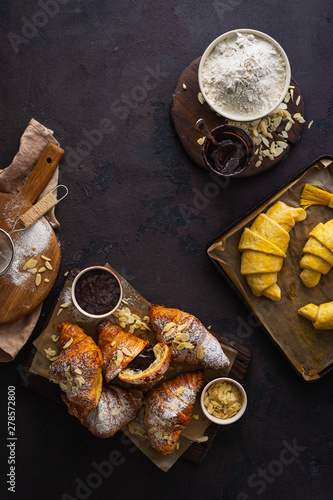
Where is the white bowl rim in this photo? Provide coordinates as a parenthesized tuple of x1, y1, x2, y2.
(71, 265, 123, 319)
(198, 28, 291, 122)
(200, 376, 247, 425)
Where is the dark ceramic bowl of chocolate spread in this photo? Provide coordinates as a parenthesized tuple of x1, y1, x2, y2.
(71, 266, 123, 318)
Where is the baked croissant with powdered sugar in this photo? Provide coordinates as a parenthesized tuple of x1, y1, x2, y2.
(149, 305, 229, 370)
(144, 371, 205, 455)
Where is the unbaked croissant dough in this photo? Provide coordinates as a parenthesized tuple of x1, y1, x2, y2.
(300, 219, 333, 287)
(298, 301, 333, 330)
(238, 201, 306, 301)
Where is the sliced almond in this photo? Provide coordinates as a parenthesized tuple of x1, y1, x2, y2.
(44, 278, 50, 283)
(41, 255, 51, 261)
(38, 267, 46, 273)
(197, 345, 205, 360)
(52, 335, 59, 342)
(35, 273, 42, 286)
(60, 302, 70, 308)
(27, 268, 38, 274)
(122, 347, 132, 357)
(45, 261, 53, 270)
(63, 338, 74, 349)
(176, 342, 186, 351)
(23, 258, 38, 271)
(162, 322, 176, 333)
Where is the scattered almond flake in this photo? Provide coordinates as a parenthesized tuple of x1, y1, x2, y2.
(273, 147, 284, 157)
(45, 261, 53, 270)
(298, 117, 306, 123)
(65, 366, 70, 372)
(293, 112, 301, 119)
(175, 386, 185, 396)
(41, 255, 51, 261)
(162, 322, 176, 333)
(111, 340, 116, 346)
(296, 95, 301, 106)
(290, 88, 294, 101)
(44, 348, 57, 360)
(57, 308, 63, 316)
(207, 325, 211, 330)
(308, 120, 313, 129)
(38, 267, 46, 273)
(197, 436, 209, 443)
(192, 414, 199, 420)
(180, 332, 190, 341)
(75, 368, 82, 374)
(176, 342, 186, 351)
(176, 442, 180, 450)
(285, 121, 293, 131)
(184, 341, 195, 349)
(63, 338, 73, 349)
(284, 92, 290, 103)
(198, 92, 205, 104)
(49, 356, 59, 361)
(122, 347, 132, 356)
(32, 246, 37, 250)
(276, 140, 288, 149)
(197, 345, 205, 360)
(281, 130, 288, 138)
(177, 324, 187, 332)
(255, 160, 262, 168)
(115, 350, 124, 366)
(197, 137, 205, 145)
(254, 148, 259, 155)
(27, 268, 38, 274)
(35, 273, 41, 286)
(270, 141, 276, 154)
(121, 298, 129, 305)
(44, 278, 49, 283)
(128, 421, 146, 437)
(182, 83, 187, 90)
(64, 270, 69, 277)
(52, 334, 59, 342)
(60, 302, 70, 308)
(143, 316, 150, 322)
(23, 258, 38, 270)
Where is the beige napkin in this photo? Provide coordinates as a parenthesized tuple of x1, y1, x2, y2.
(0, 118, 61, 362)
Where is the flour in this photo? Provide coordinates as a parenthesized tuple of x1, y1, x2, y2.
(201, 31, 287, 119)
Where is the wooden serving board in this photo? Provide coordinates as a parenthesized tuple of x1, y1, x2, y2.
(170, 57, 305, 177)
(0, 144, 64, 324)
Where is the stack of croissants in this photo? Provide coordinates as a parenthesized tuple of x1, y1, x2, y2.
(238, 199, 333, 330)
(48, 304, 230, 455)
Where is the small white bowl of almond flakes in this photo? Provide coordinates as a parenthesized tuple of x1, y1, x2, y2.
(200, 377, 247, 425)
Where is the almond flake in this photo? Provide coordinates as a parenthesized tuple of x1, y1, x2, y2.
(198, 92, 205, 104)
(35, 273, 42, 286)
(75, 368, 82, 374)
(185, 342, 195, 349)
(176, 342, 186, 351)
(176, 386, 185, 395)
(44, 348, 57, 358)
(296, 95, 301, 106)
(197, 345, 205, 360)
(308, 120, 313, 129)
(27, 268, 38, 274)
(197, 436, 209, 443)
(23, 258, 38, 270)
(197, 137, 205, 145)
(57, 308, 63, 316)
(63, 338, 74, 349)
(64, 271, 69, 276)
(182, 83, 187, 89)
(52, 335, 59, 342)
(255, 160, 262, 168)
(60, 302, 70, 308)
(49, 356, 59, 361)
(45, 261, 53, 270)
(122, 347, 132, 356)
(38, 267, 46, 273)
(41, 255, 51, 261)
(192, 414, 199, 420)
(162, 322, 176, 333)
(180, 333, 190, 341)
(177, 324, 187, 332)
(44, 278, 50, 283)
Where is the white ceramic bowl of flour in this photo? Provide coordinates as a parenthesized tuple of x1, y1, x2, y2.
(198, 29, 291, 122)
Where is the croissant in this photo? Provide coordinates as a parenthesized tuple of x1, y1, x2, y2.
(298, 301, 333, 330)
(238, 201, 306, 301)
(48, 322, 103, 417)
(300, 219, 333, 287)
(62, 384, 143, 438)
(118, 342, 171, 389)
(149, 305, 229, 370)
(97, 320, 148, 382)
(144, 371, 205, 455)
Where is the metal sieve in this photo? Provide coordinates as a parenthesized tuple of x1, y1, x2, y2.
(0, 185, 68, 276)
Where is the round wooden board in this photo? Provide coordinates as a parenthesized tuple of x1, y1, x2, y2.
(0, 193, 60, 325)
(170, 57, 305, 177)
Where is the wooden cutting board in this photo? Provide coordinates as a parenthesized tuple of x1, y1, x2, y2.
(0, 143, 64, 324)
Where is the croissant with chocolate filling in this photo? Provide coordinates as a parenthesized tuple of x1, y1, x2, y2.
(144, 371, 205, 455)
(149, 305, 229, 370)
(62, 385, 143, 438)
(97, 321, 148, 382)
(118, 342, 171, 389)
(298, 301, 333, 330)
(238, 201, 306, 301)
(48, 322, 103, 418)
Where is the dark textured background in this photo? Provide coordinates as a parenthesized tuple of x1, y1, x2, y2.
(0, 1, 333, 499)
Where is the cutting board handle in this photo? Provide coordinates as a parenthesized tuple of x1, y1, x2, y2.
(19, 143, 65, 204)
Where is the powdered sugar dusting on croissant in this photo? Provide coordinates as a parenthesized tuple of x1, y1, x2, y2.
(149, 305, 229, 370)
(144, 371, 205, 455)
(80, 385, 143, 438)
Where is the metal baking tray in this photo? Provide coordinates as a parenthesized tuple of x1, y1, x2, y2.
(207, 155, 333, 382)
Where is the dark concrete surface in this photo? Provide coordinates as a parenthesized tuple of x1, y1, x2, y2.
(0, 1, 333, 499)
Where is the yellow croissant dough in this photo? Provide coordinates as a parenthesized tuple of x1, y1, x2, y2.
(300, 219, 333, 287)
(298, 301, 333, 330)
(239, 201, 306, 301)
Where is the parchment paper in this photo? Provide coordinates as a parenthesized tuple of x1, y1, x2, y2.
(208, 158, 333, 381)
(30, 265, 238, 471)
